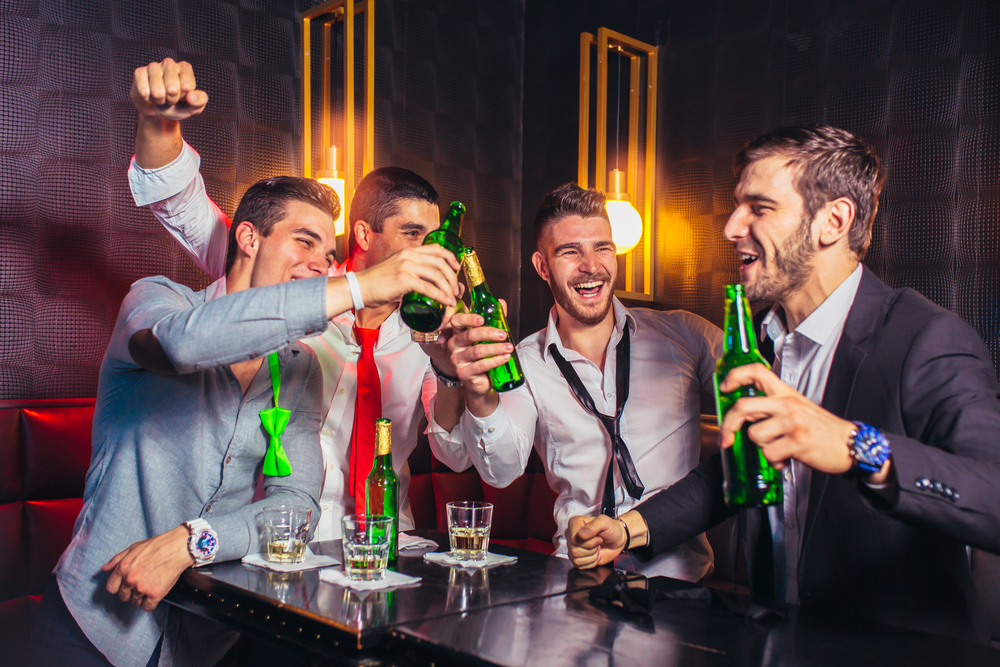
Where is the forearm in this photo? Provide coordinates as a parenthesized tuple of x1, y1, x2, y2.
(433, 384, 467, 431)
(150, 277, 330, 373)
(135, 114, 183, 169)
(457, 393, 533, 487)
(882, 435, 1000, 552)
(618, 510, 649, 549)
(631, 453, 734, 562)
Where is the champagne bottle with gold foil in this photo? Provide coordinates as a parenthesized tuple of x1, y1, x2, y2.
(400, 201, 466, 332)
(365, 419, 399, 561)
(462, 247, 525, 392)
(714, 284, 782, 507)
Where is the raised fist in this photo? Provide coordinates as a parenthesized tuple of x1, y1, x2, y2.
(130, 58, 208, 121)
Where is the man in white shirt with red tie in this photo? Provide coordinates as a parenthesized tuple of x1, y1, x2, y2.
(127, 58, 462, 540)
(430, 183, 723, 581)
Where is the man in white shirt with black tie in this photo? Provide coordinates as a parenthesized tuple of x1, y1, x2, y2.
(429, 183, 722, 581)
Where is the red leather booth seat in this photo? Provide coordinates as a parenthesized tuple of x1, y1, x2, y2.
(407, 426, 560, 554)
(0, 399, 746, 663)
(0, 398, 95, 664)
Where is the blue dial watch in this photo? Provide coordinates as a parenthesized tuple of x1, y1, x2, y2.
(850, 422, 891, 474)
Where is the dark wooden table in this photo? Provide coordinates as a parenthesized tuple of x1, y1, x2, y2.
(165, 531, 1000, 666)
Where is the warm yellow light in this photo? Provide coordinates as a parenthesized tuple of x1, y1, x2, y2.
(317, 176, 346, 236)
(605, 168, 642, 254)
(606, 199, 642, 254)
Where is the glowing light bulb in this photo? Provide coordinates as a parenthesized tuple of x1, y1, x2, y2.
(316, 145, 346, 236)
(316, 175, 346, 236)
(606, 199, 642, 254)
(604, 169, 642, 254)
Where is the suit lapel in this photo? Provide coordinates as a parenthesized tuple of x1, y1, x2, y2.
(803, 267, 885, 547)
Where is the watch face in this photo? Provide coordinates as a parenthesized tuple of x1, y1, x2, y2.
(855, 424, 890, 470)
(195, 531, 217, 558)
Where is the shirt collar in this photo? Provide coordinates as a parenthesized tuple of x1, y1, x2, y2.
(543, 297, 637, 364)
(762, 263, 864, 345)
(205, 276, 227, 302)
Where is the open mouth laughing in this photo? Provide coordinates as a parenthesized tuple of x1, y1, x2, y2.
(573, 279, 606, 298)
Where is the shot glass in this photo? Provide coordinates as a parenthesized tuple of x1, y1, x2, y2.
(262, 506, 312, 564)
(446, 501, 493, 561)
(341, 515, 394, 581)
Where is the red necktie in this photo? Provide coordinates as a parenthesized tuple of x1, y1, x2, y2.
(349, 324, 382, 513)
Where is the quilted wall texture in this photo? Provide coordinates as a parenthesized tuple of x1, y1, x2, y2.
(0, 0, 523, 399)
(520, 0, 1000, 374)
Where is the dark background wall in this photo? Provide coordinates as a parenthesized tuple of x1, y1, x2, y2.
(0, 0, 522, 399)
(2, 0, 999, 398)
(519, 0, 1000, 375)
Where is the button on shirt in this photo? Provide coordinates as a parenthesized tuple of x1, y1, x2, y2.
(129, 144, 436, 540)
(762, 263, 863, 604)
(429, 298, 723, 582)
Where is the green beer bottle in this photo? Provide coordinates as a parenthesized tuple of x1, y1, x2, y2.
(365, 418, 399, 562)
(462, 247, 525, 392)
(400, 201, 466, 332)
(714, 284, 782, 507)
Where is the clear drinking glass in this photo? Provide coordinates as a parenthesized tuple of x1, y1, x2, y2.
(446, 501, 493, 561)
(341, 515, 394, 581)
(262, 506, 312, 564)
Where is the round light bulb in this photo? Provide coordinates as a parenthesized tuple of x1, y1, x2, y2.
(606, 199, 642, 254)
(317, 176, 346, 236)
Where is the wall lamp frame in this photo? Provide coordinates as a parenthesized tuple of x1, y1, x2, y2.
(579, 28, 657, 301)
(302, 0, 375, 245)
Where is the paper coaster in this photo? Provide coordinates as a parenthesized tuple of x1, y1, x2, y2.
(399, 533, 439, 551)
(423, 551, 517, 570)
(319, 567, 422, 591)
(241, 547, 340, 573)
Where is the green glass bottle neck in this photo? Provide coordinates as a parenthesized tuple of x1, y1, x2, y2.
(373, 453, 393, 471)
(437, 204, 465, 235)
(723, 286, 760, 356)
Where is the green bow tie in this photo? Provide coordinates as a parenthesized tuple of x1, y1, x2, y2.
(260, 353, 293, 477)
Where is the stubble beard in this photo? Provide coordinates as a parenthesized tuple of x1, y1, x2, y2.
(744, 215, 816, 303)
(550, 272, 615, 327)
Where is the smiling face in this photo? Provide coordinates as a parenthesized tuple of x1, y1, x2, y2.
(532, 214, 618, 327)
(362, 198, 441, 265)
(725, 155, 818, 303)
(247, 199, 337, 287)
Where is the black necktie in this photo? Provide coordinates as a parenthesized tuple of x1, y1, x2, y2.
(548, 326, 644, 517)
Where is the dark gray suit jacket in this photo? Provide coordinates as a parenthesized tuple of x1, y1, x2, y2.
(634, 267, 1000, 643)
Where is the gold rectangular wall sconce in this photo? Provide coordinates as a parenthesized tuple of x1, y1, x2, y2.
(579, 28, 657, 301)
(302, 0, 375, 243)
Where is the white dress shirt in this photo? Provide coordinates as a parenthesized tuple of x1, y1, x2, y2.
(128, 143, 437, 540)
(762, 263, 863, 604)
(429, 298, 723, 581)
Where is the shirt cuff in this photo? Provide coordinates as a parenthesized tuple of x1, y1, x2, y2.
(858, 457, 900, 510)
(128, 141, 201, 207)
(462, 401, 510, 451)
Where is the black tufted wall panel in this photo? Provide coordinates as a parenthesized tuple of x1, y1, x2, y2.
(1, 0, 523, 398)
(521, 0, 1000, 375)
(373, 0, 524, 336)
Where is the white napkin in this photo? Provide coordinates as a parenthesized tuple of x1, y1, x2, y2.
(319, 567, 422, 591)
(242, 547, 340, 573)
(399, 532, 439, 551)
(423, 551, 517, 570)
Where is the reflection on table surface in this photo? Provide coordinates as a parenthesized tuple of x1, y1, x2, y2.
(392, 576, 1000, 667)
(176, 532, 577, 636)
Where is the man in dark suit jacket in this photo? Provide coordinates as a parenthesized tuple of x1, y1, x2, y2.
(565, 125, 1000, 644)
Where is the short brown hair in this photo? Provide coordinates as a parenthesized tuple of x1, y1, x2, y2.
(734, 125, 885, 258)
(533, 183, 610, 247)
(347, 167, 438, 251)
(226, 176, 341, 273)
